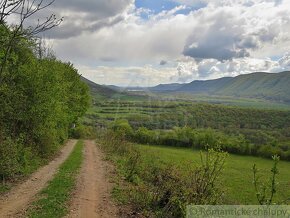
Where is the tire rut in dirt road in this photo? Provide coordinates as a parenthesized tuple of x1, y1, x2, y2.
(0, 139, 77, 218)
(67, 140, 118, 218)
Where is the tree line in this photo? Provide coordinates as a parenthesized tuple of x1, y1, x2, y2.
(111, 120, 290, 161)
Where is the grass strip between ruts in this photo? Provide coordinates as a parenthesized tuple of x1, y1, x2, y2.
(27, 140, 84, 218)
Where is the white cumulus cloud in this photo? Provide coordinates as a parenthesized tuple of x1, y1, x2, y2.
(41, 0, 290, 85)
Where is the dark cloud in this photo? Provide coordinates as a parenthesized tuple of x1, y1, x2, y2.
(237, 36, 260, 49)
(182, 10, 257, 61)
(99, 56, 118, 62)
(91, 15, 125, 32)
(44, 14, 125, 39)
(160, 60, 167, 65)
(183, 46, 250, 61)
(55, 0, 133, 20)
(33, 0, 133, 39)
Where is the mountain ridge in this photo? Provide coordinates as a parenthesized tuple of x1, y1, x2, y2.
(155, 71, 290, 102)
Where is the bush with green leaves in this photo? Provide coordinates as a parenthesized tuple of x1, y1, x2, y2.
(70, 125, 97, 139)
(0, 137, 20, 180)
(111, 119, 133, 138)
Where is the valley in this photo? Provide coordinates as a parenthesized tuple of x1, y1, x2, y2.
(80, 75, 290, 216)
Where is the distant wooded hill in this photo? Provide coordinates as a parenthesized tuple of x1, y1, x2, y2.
(149, 71, 290, 102)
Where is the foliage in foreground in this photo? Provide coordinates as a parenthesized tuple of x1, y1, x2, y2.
(98, 129, 228, 217)
(0, 21, 90, 180)
(27, 140, 84, 218)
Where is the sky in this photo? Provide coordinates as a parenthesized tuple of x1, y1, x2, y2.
(36, 0, 290, 86)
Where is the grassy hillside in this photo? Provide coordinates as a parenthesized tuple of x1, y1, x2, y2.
(178, 77, 232, 93)
(81, 76, 117, 99)
(151, 83, 184, 91)
(216, 71, 290, 102)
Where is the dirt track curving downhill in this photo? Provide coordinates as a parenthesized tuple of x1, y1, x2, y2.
(0, 140, 77, 218)
(67, 140, 118, 218)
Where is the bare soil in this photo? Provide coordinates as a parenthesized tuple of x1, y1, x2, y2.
(0, 140, 77, 218)
(67, 140, 118, 218)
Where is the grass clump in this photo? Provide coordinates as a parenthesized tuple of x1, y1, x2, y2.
(27, 140, 84, 218)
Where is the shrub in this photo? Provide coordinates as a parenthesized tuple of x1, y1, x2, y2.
(0, 138, 20, 180)
(150, 164, 186, 217)
(173, 126, 193, 147)
(70, 125, 97, 139)
(257, 145, 283, 159)
(134, 127, 159, 145)
(26, 150, 44, 176)
(186, 149, 228, 205)
(111, 119, 133, 138)
(131, 149, 227, 217)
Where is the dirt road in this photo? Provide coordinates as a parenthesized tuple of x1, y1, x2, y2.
(0, 140, 77, 217)
(67, 140, 118, 218)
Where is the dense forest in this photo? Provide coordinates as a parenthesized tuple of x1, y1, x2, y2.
(0, 10, 90, 180)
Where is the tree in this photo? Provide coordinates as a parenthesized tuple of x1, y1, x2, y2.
(0, 0, 63, 80)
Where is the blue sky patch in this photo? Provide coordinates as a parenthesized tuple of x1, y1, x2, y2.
(135, 0, 180, 14)
(135, 0, 207, 19)
(271, 55, 282, 61)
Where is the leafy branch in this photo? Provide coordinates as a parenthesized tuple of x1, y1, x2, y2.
(253, 155, 281, 205)
(0, 0, 63, 81)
